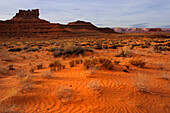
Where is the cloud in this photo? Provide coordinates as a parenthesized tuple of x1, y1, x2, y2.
(72, 8, 81, 11)
(0, 0, 170, 27)
(129, 23, 149, 28)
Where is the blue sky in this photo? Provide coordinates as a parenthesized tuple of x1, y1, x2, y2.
(0, 0, 170, 28)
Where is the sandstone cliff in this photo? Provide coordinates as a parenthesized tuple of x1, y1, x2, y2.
(0, 9, 116, 38)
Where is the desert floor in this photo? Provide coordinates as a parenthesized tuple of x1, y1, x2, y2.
(0, 36, 169, 113)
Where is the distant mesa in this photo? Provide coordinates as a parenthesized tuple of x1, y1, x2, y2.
(148, 28, 162, 32)
(68, 20, 94, 25)
(113, 27, 169, 33)
(0, 9, 117, 38)
(13, 9, 39, 20)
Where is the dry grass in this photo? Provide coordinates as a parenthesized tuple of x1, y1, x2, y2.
(49, 60, 65, 71)
(0, 87, 19, 113)
(84, 65, 99, 76)
(17, 68, 32, 92)
(99, 57, 114, 70)
(36, 62, 44, 69)
(0, 64, 7, 75)
(129, 58, 146, 68)
(83, 58, 98, 70)
(131, 72, 152, 93)
(55, 86, 73, 103)
(158, 71, 170, 80)
(69, 60, 75, 67)
(87, 80, 102, 94)
(115, 46, 131, 57)
(41, 70, 52, 78)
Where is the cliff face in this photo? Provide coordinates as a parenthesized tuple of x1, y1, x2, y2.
(0, 9, 116, 38)
(12, 9, 39, 20)
(148, 28, 162, 32)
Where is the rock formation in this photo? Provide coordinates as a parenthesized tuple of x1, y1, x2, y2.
(13, 9, 39, 20)
(113, 27, 168, 33)
(148, 28, 162, 32)
(0, 9, 116, 38)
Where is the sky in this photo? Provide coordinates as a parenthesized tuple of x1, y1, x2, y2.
(0, 0, 170, 28)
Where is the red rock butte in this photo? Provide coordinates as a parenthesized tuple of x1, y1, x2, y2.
(148, 28, 162, 32)
(0, 9, 117, 38)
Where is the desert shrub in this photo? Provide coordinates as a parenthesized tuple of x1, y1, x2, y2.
(26, 48, 39, 52)
(109, 44, 117, 49)
(84, 65, 99, 75)
(0, 88, 20, 113)
(165, 42, 170, 47)
(0, 65, 7, 75)
(152, 45, 161, 53)
(62, 43, 76, 54)
(99, 57, 114, 70)
(7, 64, 15, 70)
(53, 50, 63, 57)
(131, 72, 151, 93)
(47, 47, 59, 52)
(115, 46, 131, 57)
(84, 47, 93, 52)
(129, 58, 146, 68)
(17, 69, 29, 78)
(157, 46, 170, 51)
(158, 71, 169, 80)
(83, 58, 98, 70)
(103, 45, 108, 49)
(49, 60, 62, 71)
(52, 45, 93, 57)
(29, 67, 35, 73)
(93, 44, 102, 49)
(87, 80, 102, 94)
(23, 45, 31, 50)
(129, 44, 134, 49)
(17, 69, 32, 91)
(62, 65, 66, 69)
(140, 44, 150, 48)
(38, 46, 42, 49)
(8, 48, 22, 52)
(55, 86, 73, 103)
(69, 60, 75, 67)
(114, 60, 120, 65)
(75, 59, 82, 64)
(1, 52, 15, 62)
(41, 70, 52, 78)
(152, 45, 170, 53)
(36, 63, 44, 69)
(28, 63, 36, 73)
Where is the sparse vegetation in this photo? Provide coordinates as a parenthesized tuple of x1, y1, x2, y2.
(131, 72, 151, 93)
(49, 60, 62, 71)
(87, 80, 102, 94)
(84, 58, 97, 69)
(41, 70, 52, 78)
(158, 71, 169, 80)
(69, 60, 75, 67)
(0, 65, 7, 75)
(99, 57, 114, 70)
(0, 31, 170, 113)
(129, 58, 146, 68)
(7, 64, 15, 70)
(17, 68, 32, 91)
(55, 86, 73, 103)
(36, 63, 44, 69)
(115, 46, 131, 57)
(8, 48, 22, 52)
